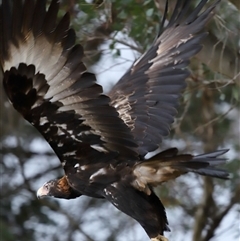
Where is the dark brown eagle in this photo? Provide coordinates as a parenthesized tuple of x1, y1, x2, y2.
(0, 0, 228, 240)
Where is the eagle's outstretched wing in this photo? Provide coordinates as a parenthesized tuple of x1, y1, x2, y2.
(109, 0, 218, 156)
(1, 0, 138, 171)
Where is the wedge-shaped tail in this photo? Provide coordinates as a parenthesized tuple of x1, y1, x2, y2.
(133, 148, 229, 195)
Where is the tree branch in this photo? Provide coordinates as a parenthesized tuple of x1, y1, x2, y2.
(202, 185, 240, 241)
(192, 85, 220, 241)
(42, 200, 96, 241)
(192, 177, 216, 241)
(1, 165, 61, 198)
(197, 33, 240, 83)
(154, 0, 240, 82)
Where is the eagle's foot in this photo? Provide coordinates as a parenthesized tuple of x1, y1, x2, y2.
(151, 235, 168, 241)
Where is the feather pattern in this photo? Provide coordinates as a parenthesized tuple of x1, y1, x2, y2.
(109, 0, 219, 156)
(1, 0, 138, 169)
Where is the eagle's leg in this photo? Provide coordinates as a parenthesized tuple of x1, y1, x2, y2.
(103, 182, 170, 240)
(151, 235, 169, 241)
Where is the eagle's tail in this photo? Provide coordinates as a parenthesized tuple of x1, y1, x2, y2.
(177, 149, 229, 178)
(133, 148, 229, 194)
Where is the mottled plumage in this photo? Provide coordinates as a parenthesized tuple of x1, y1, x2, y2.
(0, 0, 228, 240)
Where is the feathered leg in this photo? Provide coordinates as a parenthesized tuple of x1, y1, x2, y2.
(103, 181, 170, 240)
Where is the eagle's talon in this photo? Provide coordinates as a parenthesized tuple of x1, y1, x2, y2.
(151, 235, 169, 241)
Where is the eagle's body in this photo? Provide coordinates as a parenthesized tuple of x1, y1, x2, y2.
(0, 0, 228, 240)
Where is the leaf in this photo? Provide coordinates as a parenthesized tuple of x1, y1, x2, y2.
(146, 8, 154, 17)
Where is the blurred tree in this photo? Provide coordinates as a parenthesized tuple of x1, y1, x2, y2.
(0, 0, 239, 241)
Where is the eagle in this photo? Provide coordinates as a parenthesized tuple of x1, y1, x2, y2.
(0, 0, 229, 240)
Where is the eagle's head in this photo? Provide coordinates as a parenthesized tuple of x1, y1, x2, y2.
(37, 176, 81, 199)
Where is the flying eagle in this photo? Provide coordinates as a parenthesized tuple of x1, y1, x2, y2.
(0, 0, 228, 240)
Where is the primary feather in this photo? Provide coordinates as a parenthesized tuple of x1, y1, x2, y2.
(109, 0, 217, 156)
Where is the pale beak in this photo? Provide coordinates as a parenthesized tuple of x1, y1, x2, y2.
(37, 185, 49, 199)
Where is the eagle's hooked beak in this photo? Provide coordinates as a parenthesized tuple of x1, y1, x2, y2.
(37, 185, 49, 199)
